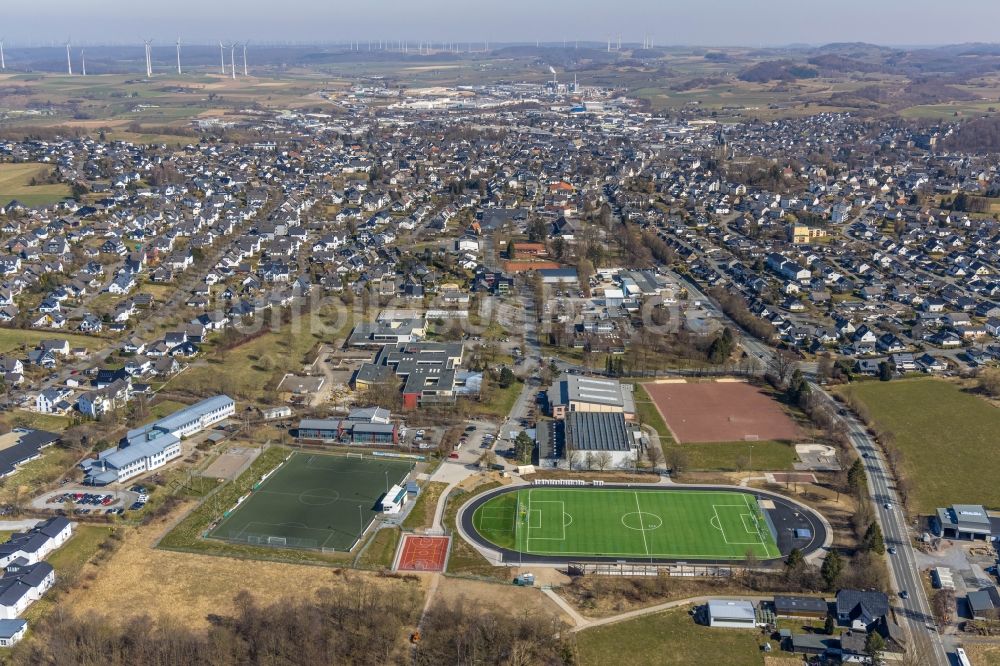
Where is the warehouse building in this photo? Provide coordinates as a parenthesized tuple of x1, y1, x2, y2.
(935, 504, 996, 541)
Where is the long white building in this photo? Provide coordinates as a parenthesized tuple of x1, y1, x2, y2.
(81, 395, 235, 485)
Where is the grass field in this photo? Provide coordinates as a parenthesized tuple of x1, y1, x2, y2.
(0, 447, 78, 505)
(70, 502, 425, 631)
(575, 605, 766, 666)
(356, 526, 401, 569)
(22, 525, 114, 624)
(6, 410, 71, 432)
(634, 383, 675, 443)
(472, 488, 780, 560)
(0, 328, 97, 354)
(208, 452, 412, 551)
(679, 440, 798, 472)
(837, 378, 1000, 512)
(171, 319, 328, 400)
(0, 163, 72, 208)
(401, 481, 449, 530)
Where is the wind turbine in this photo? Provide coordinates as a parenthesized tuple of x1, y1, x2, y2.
(229, 43, 236, 79)
(143, 39, 152, 77)
(0, 39, 5, 70)
(65, 40, 72, 75)
(242, 42, 248, 76)
(219, 42, 226, 75)
(175, 38, 181, 75)
(80, 49, 86, 76)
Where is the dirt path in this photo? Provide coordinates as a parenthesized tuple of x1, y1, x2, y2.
(417, 572, 441, 629)
(546, 590, 782, 633)
(541, 587, 589, 627)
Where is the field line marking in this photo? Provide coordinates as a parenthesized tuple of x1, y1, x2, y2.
(741, 493, 767, 545)
(634, 491, 649, 557)
(712, 505, 764, 545)
(560, 500, 566, 540)
(514, 491, 521, 552)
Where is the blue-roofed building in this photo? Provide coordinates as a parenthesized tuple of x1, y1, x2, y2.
(81, 395, 235, 485)
(0, 561, 54, 620)
(0, 618, 27, 647)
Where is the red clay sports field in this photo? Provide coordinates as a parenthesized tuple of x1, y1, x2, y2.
(643, 380, 801, 443)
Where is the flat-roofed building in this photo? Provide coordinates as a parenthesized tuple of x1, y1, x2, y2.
(563, 412, 638, 470)
(550, 374, 635, 420)
(774, 595, 829, 619)
(706, 599, 760, 628)
(936, 504, 995, 541)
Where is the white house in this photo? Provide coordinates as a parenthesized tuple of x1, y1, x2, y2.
(0, 517, 73, 567)
(35, 388, 73, 415)
(0, 561, 55, 620)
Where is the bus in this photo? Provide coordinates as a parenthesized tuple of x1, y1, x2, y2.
(957, 647, 973, 666)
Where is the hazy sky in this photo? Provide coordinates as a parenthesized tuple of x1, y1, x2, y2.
(7, 0, 1000, 47)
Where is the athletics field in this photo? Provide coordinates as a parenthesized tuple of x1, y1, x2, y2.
(469, 487, 782, 561)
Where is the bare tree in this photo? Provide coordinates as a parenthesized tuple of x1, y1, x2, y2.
(771, 349, 798, 385)
(593, 451, 612, 472)
(567, 449, 581, 471)
(665, 447, 688, 477)
(645, 444, 663, 469)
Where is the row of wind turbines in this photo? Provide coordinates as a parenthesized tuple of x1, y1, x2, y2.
(0, 39, 250, 78)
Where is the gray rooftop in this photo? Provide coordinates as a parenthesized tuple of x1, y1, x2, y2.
(565, 412, 633, 453)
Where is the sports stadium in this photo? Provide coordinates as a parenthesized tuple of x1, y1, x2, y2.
(461, 484, 826, 564)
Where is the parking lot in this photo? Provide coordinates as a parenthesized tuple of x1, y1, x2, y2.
(31, 486, 142, 517)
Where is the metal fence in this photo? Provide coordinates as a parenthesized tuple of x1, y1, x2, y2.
(568, 561, 737, 577)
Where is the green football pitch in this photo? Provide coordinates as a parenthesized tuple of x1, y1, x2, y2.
(207, 453, 412, 551)
(471, 488, 781, 560)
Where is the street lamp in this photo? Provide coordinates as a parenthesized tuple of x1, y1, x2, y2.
(358, 505, 363, 537)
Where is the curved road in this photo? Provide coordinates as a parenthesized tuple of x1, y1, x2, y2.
(458, 483, 828, 566)
(679, 272, 949, 665)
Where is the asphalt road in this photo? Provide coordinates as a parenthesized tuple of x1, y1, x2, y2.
(679, 271, 950, 665)
(812, 389, 950, 665)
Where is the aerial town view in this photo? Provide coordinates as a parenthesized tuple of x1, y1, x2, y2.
(1, 0, 1000, 664)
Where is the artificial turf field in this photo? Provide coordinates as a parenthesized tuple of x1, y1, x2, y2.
(472, 488, 781, 560)
(207, 453, 412, 551)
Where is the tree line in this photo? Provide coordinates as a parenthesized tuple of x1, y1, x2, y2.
(14, 577, 573, 666)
